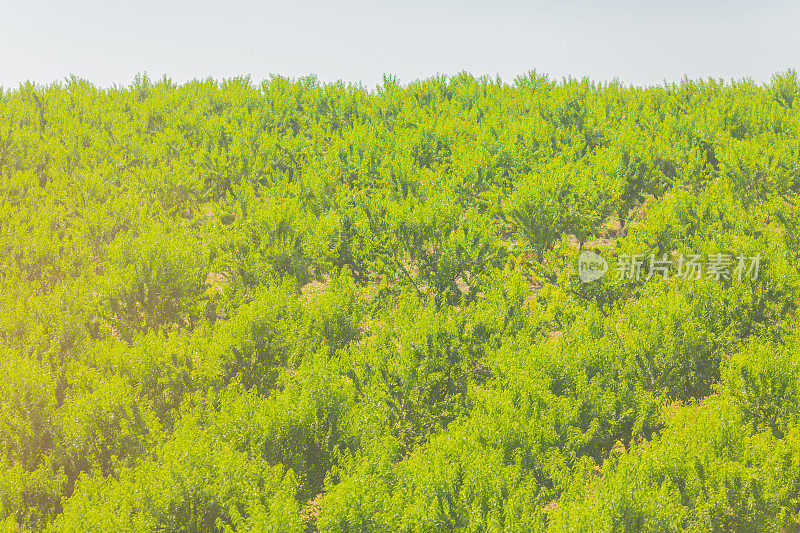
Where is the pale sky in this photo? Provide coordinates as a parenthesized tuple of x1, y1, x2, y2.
(1, 0, 798, 89)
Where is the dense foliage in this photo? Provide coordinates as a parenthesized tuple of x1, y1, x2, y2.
(2, 70, 800, 531)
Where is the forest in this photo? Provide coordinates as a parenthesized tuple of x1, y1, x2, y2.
(2, 70, 800, 531)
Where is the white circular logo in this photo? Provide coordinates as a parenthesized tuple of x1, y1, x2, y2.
(578, 251, 608, 282)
